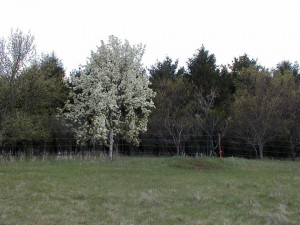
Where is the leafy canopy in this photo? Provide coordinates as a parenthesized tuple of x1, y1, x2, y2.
(64, 36, 155, 150)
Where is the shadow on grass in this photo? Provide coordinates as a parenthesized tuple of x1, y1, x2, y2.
(171, 157, 221, 170)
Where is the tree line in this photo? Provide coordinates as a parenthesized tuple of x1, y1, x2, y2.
(0, 30, 299, 159)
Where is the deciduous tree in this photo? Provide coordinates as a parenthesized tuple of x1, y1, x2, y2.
(273, 69, 300, 159)
(0, 29, 35, 82)
(231, 66, 286, 158)
(151, 77, 194, 155)
(195, 89, 228, 156)
(275, 60, 300, 81)
(0, 29, 36, 119)
(63, 36, 155, 159)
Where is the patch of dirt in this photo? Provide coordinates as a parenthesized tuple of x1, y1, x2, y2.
(173, 159, 219, 170)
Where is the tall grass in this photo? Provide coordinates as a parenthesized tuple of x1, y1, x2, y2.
(0, 156, 299, 224)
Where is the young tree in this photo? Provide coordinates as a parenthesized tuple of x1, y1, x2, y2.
(231, 66, 286, 159)
(0, 29, 36, 147)
(151, 77, 194, 155)
(64, 36, 155, 159)
(273, 68, 300, 159)
(195, 89, 227, 156)
(145, 57, 190, 155)
(0, 29, 36, 117)
(0, 29, 35, 82)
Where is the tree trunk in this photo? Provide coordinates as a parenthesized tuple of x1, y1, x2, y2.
(109, 129, 114, 160)
(209, 136, 216, 156)
(258, 142, 264, 159)
(176, 144, 180, 156)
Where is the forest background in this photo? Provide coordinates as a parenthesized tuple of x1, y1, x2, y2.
(0, 30, 299, 160)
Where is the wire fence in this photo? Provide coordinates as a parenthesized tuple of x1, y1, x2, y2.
(0, 133, 299, 160)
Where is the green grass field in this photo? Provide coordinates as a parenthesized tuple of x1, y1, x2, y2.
(0, 156, 299, 225)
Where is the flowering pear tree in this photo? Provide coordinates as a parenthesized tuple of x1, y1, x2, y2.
(64, 36, 155, 159)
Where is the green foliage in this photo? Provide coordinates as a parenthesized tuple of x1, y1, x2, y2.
(231, 66, 293, 158)
(146, 57, 194, 155)
(186, 46, 234, 110)
(2, 111, 50, 141)
(234, 66, 271, 96)
(149, 77, 195, 154)
(225, 54, 259, 97)
(17, 54, 69, 115)
(187, 45, 219, 93)
(0, 51, 69, 147)
(230, 53, 258, 73)
(0, 30, 299, 158)
(149, 56, 185, 84)
(275, 60, 300, 80)
(272, 71, 300, 158)
(0, 76, 11, 118)
(39, 52, 65, 79)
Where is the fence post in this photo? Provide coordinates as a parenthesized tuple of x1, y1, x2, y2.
(218, 133, 223, 159)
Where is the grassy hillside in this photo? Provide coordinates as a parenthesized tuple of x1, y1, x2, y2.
(0, 157, 299, 225)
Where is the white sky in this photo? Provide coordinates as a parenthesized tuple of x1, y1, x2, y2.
(1, 0, 299, 74)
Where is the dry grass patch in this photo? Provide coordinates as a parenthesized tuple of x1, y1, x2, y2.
(138, 189, 161, 206)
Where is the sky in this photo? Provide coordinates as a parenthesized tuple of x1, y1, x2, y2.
(1, 0, 299, 75)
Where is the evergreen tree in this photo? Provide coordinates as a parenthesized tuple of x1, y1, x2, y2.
(149, 56, 185, 84)
(187, 45, 219, 93)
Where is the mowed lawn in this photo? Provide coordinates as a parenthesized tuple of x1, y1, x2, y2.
(0, 157, 299, 225)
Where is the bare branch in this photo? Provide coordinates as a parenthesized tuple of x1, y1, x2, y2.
(196, 88, 217, 114)
(0, 29, 36, 82)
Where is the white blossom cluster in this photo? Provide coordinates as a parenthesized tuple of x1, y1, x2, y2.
(64, 36, 155, 147)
